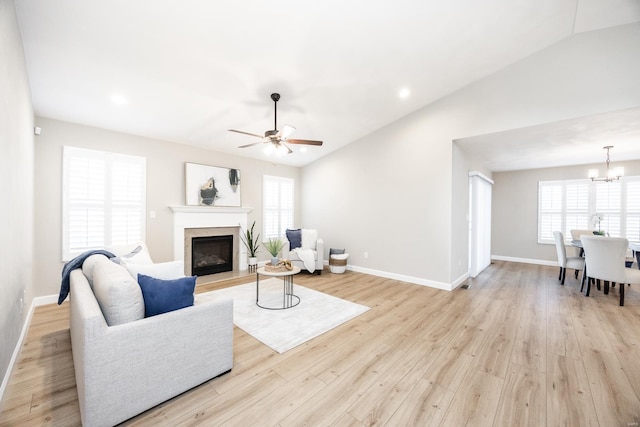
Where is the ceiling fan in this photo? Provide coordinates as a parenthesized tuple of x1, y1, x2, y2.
(229, 93, 323, 154)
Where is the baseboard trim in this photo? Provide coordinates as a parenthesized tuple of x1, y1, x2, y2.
(491, 255, 558, 267)
(0, 294, 58, 405)
(451, 272, 470, 290)
(346, 265, 454, 291)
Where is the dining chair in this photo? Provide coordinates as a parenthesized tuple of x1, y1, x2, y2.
(581, 235, 640, 306)
(553, 231, 585, 285)
(570, 229, 595, 240)
(570, 229, 594, 257)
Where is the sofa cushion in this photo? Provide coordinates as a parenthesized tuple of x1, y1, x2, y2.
(286, 229, 302, 249)
(92, 260, 145, 326)
(301, 229, 318, 250)
(125, 261, 185, 280)
(81, 254, 110, 286)
(137, 274, 196, 317)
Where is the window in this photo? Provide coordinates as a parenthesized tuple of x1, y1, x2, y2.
(538, 176, 640, 244)
(263, 175, 294, 240)
(62, 146, 146, 260)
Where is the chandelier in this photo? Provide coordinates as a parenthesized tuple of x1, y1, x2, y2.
(588, 146, 624, 182)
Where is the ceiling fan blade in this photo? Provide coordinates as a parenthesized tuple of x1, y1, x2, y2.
(228, 129, 263, 138)
(287, 139, 323, 146)
(278, 124, 296, 139)
(238, 141, 264, 148)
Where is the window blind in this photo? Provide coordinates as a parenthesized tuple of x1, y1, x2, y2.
(538, 176, 640, 244)
(62, 146, 146, 260)
(625, 180, 640, 241)
(262, 175, 294, 240)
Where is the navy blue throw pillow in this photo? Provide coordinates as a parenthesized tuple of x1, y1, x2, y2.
(286, 229, 302, 250)
(137, 274, 196, 317)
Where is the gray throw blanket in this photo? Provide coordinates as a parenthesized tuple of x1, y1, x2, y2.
(58, 249, 115, 304)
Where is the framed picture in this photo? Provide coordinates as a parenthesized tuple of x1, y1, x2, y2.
(185, 162, 241, 207)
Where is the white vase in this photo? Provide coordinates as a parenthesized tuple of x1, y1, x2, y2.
(271, 256, 279, 265)
(248, 257, 257, 266)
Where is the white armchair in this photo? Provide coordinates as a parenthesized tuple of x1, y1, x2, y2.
(283, 229, 324, 274)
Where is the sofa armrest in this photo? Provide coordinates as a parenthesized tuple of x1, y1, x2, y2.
(316, 238, 324, 268)
(283, 238, 291, 255)
(70, 269, 233, 426)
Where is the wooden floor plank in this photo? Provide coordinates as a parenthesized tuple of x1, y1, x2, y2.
(582, 348, 640, 426)
(3, 262, 640, 427)
(493, 363, 546, 427)
(439, 368, 504, 427)
(384, 377, 454, 427)
(546, 354, 600, 427)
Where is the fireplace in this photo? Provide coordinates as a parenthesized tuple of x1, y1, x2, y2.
(191, 235, 233, 276)
(170, 206, 251, 274)
(183, 226, 241, 277)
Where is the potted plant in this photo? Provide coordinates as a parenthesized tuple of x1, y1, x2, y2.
(240, 221, 260, 270)
(264, 237, 284, 266)
(590, 213, 606, 235)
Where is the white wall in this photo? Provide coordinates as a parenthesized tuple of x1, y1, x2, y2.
(492, 160, 640, 263)
(302, 23, 640, 287)
(0, 0, 34, 395)
(33, 117, 301, 297)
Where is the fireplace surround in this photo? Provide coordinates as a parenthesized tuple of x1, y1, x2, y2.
(184, 227, 239, 276)
(170, 205, 252, 276)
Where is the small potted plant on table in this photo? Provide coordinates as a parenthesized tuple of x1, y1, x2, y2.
(265, 237, 285, 266)
(240, 221, 260, 272)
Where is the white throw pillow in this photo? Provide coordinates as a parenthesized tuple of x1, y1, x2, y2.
(109, 241, 154, 265)
(92, 260, 145, 326)
(125, 261, 185, 281)
(301, 229, 318, 250)
(82, 254, 110, 286)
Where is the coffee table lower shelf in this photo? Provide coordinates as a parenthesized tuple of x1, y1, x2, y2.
(256, 266, 301, 310)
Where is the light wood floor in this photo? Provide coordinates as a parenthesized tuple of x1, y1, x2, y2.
(2, 261, 640, 426)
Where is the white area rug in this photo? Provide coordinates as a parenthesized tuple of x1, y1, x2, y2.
(196, 278, 370, 353)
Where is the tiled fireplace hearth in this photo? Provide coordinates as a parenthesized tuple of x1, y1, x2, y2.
(169, 205, 252, 275)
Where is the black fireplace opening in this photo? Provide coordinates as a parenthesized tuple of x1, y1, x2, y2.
(191, 235, 233, 276)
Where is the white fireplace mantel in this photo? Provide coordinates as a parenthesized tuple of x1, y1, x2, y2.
(169, 205, 253, 265)
(169, 206, 253, 215)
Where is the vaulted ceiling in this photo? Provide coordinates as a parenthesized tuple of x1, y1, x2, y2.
(15, 0, 640, 167)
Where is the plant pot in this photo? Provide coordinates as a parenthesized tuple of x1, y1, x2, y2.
(248, 257, 258, 266)
(271, 256, 279, 265)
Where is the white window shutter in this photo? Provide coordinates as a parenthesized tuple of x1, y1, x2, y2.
(626, 179, 640, 241)
(565, 182, 589, 240)
(263, 175, 294, 240)
(62, 146, 146, 260)
(538, 182, 562, 243)
(538, 176, 638, 245)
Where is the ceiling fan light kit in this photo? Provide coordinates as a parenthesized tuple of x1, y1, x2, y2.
(229, 93, 323, 156)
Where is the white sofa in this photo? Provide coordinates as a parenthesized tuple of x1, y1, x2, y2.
(283, 236, 324, 274)
(69, 257, 233, 427)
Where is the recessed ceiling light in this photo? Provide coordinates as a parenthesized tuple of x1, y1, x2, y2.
(398, 87, 410, 99)
(110, 94, 128, 105)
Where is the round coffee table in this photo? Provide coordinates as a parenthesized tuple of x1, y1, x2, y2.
(256, 266, 301, 310)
